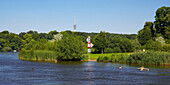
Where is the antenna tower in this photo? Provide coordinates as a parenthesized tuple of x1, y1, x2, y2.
(73, 16, 76, 32)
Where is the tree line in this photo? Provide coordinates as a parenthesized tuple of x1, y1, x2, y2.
(0, 30, 136, 53)
(0, 6, 169, 54)
(137, 6, 170, 51)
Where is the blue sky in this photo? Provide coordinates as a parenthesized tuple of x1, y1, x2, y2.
(0, 0, 170, 34)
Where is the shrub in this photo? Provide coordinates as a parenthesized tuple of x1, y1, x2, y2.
(113, 47, 122, 53)
(163, 44, 170, 52)
(2, 47, 12, 52)
(104, 48, 113, 53)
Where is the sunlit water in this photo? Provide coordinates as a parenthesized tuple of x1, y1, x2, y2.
(1, 52, 170, 85)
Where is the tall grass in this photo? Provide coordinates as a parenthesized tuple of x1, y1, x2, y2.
(84, 53, 130, 60)
(19, 50, 57, 61)
(97, 51, 170, 65)
(127, 51, 170, 65)
(97, 53, 129, 62)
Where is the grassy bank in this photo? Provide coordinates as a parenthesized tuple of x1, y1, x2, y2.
(97, 53, 129, 62)
(19, 50, 88, 61)
(127, 51, 170, 65)
(19, 50, 57, 62)
(96, 51, 170, 65)
(84, 53, 131, 60)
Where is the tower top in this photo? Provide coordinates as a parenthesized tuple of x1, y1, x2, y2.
(74, 16, 76, 32)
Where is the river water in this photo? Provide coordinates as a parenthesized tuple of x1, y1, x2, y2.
(1, 52, 170, 85)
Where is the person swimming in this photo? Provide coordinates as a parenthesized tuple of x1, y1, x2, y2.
(119, 66, 122, 69)
(137, 66, 149, 71)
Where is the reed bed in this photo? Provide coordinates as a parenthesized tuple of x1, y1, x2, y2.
(127, 51, 170, 65)
(97, 51, 170, 65)
(19, 50, 56, 61)
(97, 53, 129, 62)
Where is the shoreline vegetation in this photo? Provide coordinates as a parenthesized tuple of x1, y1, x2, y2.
(19, 50, 170, 65)
(97, 51, 170, 65)
(2, 6, 170, 65)
(19, 50, 57, 62)
(19, 50, 89, 62)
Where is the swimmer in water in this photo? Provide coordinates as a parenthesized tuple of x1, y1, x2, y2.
(137, 66, 149, 71)
(119, 66, 122, 69)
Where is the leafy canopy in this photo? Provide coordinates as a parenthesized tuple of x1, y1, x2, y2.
(56, 32, 86, 60)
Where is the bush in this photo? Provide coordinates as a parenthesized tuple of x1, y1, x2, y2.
(162, 44, 170, 52)
(113, 47, 122, 53)
(104, 48, 113, 53)
(144, 40, 162, 51)
(2, 47, 12, 52)
(81, 55, 88, 61)
(165, 39, 170, 44)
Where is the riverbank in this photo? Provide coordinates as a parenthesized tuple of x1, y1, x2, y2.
(19, 50, 57, 62)
(19, 50, 88, 62)
(97, 51, 170, 65)
(84, 53, 131, 60)
(3, 52, 170, 85)
(19, 50, 170, 65)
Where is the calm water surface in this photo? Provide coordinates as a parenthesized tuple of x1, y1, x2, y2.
(1, 52, 170, 85)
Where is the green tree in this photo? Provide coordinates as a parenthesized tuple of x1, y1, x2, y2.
(155, 36, 165, 46)
(0, 39, 6, 50)
(154, 6, 170, 38)
(24, 39, 37, 50)
(10, 36, 22, 50)
(94, 31, 108, 54)
(132, 39, 141, 50)
(32, 31, 39, 40)
(120, 38, 134, 52)
(137, 22, 153, 45)
(108, 36, 134, 53)
(56, 33, 86, 60)
(46, 33, 53, 40)
(23, 34, 32, 43)
(27, 30, 34, 34)
(19, 32, 26, 39)
(39, 33, 47, 39)
(1, 31, 9, 34)
(144, 40, 162, 51)
(48, 30, 58, 35)
(164, 14, 170, 39)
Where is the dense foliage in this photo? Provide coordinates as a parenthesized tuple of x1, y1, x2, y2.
(56, 32, 86, 60)
(0, 30, 137, 53)
(93, 31, 108, 54)
(137, 6, 170, 51)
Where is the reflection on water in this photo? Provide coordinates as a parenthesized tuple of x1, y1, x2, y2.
(57, 61, 84, 65)
(0, 52, 170, 85)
